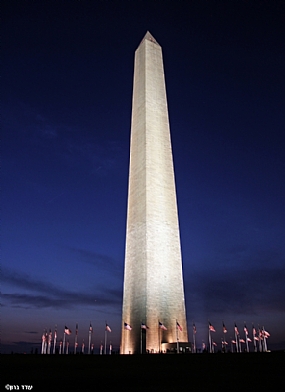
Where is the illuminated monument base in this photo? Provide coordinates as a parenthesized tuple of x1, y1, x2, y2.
(120, 32, 188, 354)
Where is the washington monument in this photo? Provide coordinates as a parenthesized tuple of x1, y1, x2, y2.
(121, 32, 188, 354)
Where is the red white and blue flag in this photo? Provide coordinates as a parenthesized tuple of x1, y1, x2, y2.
(124, 322, 132, 330)
(223, 323, 227, 333)
(141, 323, 149, 330)
(65, 326, 72, 335)
(176, 322, 183, 332)
(209, 322, 216, 332)
(106, 324, 112, 332)
(159, 322, 167, 330)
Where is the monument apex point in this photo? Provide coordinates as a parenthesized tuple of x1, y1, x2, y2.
(139, 31, 160, 47)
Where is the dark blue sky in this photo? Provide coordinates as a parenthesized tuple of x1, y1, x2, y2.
(2, 0, 285, 353)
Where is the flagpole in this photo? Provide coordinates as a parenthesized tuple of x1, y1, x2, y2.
(82, 340, 85, 354)
(208, 327, 211, 353)
(47, 329, 52, 354)
(140, 322, 142, 355)
(258, 327, 262, 352)
(88, 330, 91, 354)
(192, 323, 196, 353)
(234, 324, 239, 353)
(74, 324, 78, 354)
(158, 322, 161, 353)
(222, 322, 227, 353)
(176, 320, 179, 354)
(252, 324, 257, 352)
(63, 331, 66, 354)
(41, 331, 45, 354)
(244, 324, 249, 353)
(53, 326, 57, 355)
(104, 330, 107, 355)
(43, 331, 47, 354)
(263, 327, 268, 352)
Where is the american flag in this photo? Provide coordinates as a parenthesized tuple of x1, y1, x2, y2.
(223, 323, 227, 333)
(244, 325, 248, 335)
(106, 324, 112, 332)
(141, 323, 149, 330)
(65, 326, 72, 335)
(209, 322, 216, 332)
(159, 322, 167, 330)
(89, 323, 93, 332)
(176, 321, 183, 332)
(124, 322, 132, 330)
(234, 324, 239, 335)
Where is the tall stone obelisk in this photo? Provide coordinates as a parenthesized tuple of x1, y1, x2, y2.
(120, 32, 188, 354)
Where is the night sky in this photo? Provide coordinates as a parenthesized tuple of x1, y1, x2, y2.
(2, 1, 285, 354)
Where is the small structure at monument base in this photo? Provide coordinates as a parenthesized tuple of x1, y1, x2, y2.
(161, 342, 192, 354)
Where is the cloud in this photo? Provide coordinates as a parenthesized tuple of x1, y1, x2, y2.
(185, 266, 285, 316)
(2, 267, 122, 309)
(69, 247, 123, 277)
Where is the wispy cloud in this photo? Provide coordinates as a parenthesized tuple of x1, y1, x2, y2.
(2, 267, 122, 309)
(185, 266, 285, 316)
(69, 247, 123, 277)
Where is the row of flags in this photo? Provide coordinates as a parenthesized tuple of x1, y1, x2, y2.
(205, 321, 271, 353)
(123, 320, 184, 354)
(41, 320, 271, 354)
(41, 322, 113, 355)
(123, 321, 182, 331)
